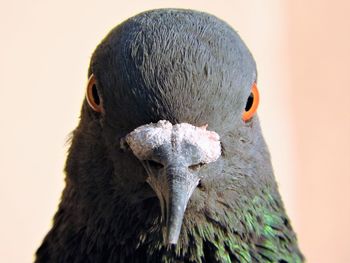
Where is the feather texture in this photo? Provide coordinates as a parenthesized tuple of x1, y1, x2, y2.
(35, 9, 303, 263)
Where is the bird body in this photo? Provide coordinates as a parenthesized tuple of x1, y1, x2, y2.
(35, 9, 303, 263)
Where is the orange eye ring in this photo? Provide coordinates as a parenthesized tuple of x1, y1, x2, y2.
(242, 82, 259, 122)
(86, 74, 103, 113)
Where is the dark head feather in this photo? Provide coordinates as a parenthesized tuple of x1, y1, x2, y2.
(35, 9, 303, 263)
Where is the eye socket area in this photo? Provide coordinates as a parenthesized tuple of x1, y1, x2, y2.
(242, 83, 259, 122)
(86, 74, 103, 113)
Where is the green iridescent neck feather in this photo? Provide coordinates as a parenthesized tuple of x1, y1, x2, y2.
(128, 190, 303, 263)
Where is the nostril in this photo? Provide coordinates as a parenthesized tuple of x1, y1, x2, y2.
(197, 180, 206, 191)
(147, 160, 164, 170)
(188, 162, 205, 171)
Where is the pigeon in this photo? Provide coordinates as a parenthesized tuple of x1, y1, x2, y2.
(35, 8, 304, 263)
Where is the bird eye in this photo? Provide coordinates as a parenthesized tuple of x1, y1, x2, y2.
(86, 74, 103, 113)
(242, 82, 259, 122)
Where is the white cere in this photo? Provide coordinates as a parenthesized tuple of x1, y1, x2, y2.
(124, 120, 221, 163)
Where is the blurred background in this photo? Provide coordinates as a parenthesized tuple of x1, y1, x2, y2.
(0, 1, 349, 262)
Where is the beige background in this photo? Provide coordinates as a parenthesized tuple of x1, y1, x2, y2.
(0, 1, 349, 262)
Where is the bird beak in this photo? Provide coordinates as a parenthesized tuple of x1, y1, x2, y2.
(146, 164, 199, 245)
(123, 120, 221, 245)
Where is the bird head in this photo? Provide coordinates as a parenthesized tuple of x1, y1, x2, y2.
(75, 9, 264, 246)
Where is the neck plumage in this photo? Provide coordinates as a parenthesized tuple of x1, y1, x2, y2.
(36, 177, 303, 263)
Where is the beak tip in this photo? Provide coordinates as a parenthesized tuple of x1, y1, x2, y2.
(167, 237, 179, 245)
(156, 168, 200, 247)
(163, 226, 181, 245)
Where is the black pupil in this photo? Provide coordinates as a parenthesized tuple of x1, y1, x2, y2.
(92, 85, 100, 105)
(245, 92, 254, 111)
